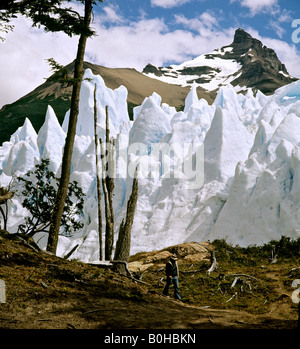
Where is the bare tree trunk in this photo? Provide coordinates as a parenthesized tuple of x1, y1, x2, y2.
(93, 84, 103, 261)
(99, 137, 114, 261)
(207, 250, 217, 276)
(100, 106, 115, 260)
(0, 206, 6, 230)
(0, 186, 15, 230)
(105, 106, 115, 260)
(269, 245, 277, 264)
(47, 0, 93, 254)
(114, 169, 139, 274)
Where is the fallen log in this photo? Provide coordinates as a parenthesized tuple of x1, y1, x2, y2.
(63, 244, 79, 260)
(111, 260, 149, 285)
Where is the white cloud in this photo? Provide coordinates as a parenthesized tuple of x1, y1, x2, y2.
(267, 8, 293, 38)
(150, 0, 191, 9)
(97, 4, 125, 24)
(0, 16, 78, 108)
(268, 20, 285, 39)
(174, 11, 220, 35)
(231, 0, 278, 15)
(278, 9, 293, 23)
(86, 16, 235, 70)
(199, 12, 219, 28)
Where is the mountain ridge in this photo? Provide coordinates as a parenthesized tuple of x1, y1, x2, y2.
(0, 61, 215, 146)
(143, 28, 297, 95)
(0, 28, 297, 146)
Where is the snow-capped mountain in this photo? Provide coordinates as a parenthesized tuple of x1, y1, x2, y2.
(0, 61, 207, 146)
(143, 28, 297, 95)
(1, 28, 296, 148)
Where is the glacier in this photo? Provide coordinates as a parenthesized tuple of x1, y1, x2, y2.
(1, 68, 300, 262)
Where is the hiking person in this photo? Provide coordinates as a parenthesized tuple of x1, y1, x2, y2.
(162, 254, 181, 300)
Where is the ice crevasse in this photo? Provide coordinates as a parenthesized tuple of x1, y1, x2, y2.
(1, 68, 300, 261)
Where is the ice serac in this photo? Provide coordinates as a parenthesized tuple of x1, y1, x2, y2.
(268, 113, 300, 159)
(205, 80, 300, 246)
(274, 80, 300, 106)
(3, 141, 38, 176)
(3, 118, 39, 176)
(184, 83, 198, 113)
(211, 161, 284, 246)
(249, 120, 273, 158)
(10, 117, 37, 144)
(129, 95, 171, 146)
(72, 68, 130, 139)
(204, 104, 253, 183)
(213, 85, 243, 117)
(37, 105, 66, 173)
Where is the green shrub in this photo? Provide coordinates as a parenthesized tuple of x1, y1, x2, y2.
(17, 159, 85, 236)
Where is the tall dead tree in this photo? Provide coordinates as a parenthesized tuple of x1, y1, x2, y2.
(94, 104, 139, 266)
(100, 106, 115, 260)
(93, 84, 103, 261)
(47, 0, 94, 254)
(114, 168, 139, 274)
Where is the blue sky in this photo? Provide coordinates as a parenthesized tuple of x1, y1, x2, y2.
(104, 0, 298, 47)
(92, 0, 299, 67)
(0, 0, 299, 107)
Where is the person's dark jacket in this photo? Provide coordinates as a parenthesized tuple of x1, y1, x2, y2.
(166, 261, 179, 277)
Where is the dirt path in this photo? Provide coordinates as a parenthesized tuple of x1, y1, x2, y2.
(0, 291, 297, 330)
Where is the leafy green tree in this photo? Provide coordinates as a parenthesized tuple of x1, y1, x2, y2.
(17, 159, 84, 237)
(0, 0, 103, 254)
(0, 1, 95, 37)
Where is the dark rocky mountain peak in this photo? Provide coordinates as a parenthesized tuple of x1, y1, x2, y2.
(233, 28, 256, 46)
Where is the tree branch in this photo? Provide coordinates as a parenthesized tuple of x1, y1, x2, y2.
(207, 250, 217, 276)
(228, 274, 259, 282)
